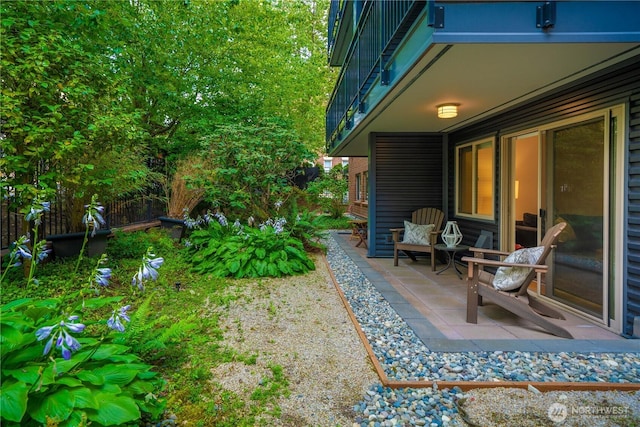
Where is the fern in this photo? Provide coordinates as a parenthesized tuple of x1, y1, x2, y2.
(113, 294, 197, 360)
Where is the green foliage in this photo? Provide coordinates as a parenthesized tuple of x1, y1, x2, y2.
(1, 0, 332, 231)
(314, 214, 354, 231)
(284, 210, 327, 253)
(0, 200, 169, 425)
(107, 230, 155, 261)
(2, 216, 311, 425)
(0, 298, 165, 426)
(163, 0, 332, 153)
(249, 364, 289, 406)
(112, 294, 197, 361)
(306, 164, 349, 219)
(0, 1, 153, 228)
(107, 229, 175, 261)
(199, 119, 317, 222)
(186, 218, 315, 279)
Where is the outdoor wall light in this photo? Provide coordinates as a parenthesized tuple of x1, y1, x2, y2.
(437, 104, 459, 119)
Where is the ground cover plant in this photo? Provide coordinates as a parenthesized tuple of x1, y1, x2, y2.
(184, 211, 317, 279)
(1, 199, 169, 425)
(1, 227, 291, 426)
(1, 196, 349, 425)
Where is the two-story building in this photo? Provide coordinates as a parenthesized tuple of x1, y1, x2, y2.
(325, 0, 640, 337)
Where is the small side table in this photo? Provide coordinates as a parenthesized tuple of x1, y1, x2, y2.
(434, 243, 470, 279)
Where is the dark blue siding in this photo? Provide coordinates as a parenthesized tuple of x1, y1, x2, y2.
(626, 92, 640, 336)
(370, 133, 444, 257)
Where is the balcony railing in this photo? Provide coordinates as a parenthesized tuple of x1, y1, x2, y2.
(327, 0, 342, 60)
(326, 0, 426, 152)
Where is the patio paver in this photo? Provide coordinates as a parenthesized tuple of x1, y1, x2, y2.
(332, 231, 640, 353)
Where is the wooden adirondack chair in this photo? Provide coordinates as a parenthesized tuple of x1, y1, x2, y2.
(461, 222, 573, 338)
(390, 208, 445, 271)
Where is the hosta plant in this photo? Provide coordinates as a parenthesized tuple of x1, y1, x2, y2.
(1, 195, 167, 426)
(185, 212, 315, 278)
(1, 297, 166, 426)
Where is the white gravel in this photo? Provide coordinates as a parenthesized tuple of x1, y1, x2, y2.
(213, 253, 378, 426)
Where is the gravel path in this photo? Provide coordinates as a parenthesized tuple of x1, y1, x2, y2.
(214, 253, 378, 426)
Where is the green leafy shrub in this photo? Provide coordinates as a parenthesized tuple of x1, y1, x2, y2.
(0, 297, 166, 426)
(107, 230, 155, 260)
(306, 164, 349, 219)
(284, 210, 327, 253)
(107, 229, 176, 261)
(199, 119, 317, 222)
(186, 214, 315, 278)
(314, 214, 353, 231)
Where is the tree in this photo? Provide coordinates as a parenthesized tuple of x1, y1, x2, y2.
(200, 118, 316, 221)
(1, 0, 333, 231)
(306, 164, 349, 218)
(1, 1, 151, 231)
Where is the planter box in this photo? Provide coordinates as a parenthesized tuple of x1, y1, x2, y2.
(46, 229, 111, 258)
(158, 216, 186, 240)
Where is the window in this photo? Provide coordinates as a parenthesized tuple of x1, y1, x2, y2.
(355, 173, 361, 201)
(363, 171, 369, 202)
(456, 139, 494, 219)
(323, 157, 333, 172)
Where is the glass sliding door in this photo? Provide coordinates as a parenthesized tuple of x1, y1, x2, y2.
(505, 107, 623, 330)
(542, 118, 606, 318)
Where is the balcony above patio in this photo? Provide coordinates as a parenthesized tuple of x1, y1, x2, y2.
(326, 0, 640, 157)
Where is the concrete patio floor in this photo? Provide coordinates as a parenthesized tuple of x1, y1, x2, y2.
(332, 231, 640, 353)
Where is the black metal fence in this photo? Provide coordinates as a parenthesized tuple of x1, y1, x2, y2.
(1, 192, 166, 252)
(325, 0, 426, 152)
(2, 156, 168, 252)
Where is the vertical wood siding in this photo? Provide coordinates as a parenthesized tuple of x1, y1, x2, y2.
(372, 133, 443, 257)
(626, 91, 640, 336)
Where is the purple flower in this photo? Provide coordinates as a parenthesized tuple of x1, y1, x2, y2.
(7, 235, 32, 268)
(36, 316, 86, 360)
(16, 244, 32, 260)
(259, 217, 287, 234)
(37, 248, 51, 262)
(107, 305, 131, 332)
(131, 248, 164, 291)
(203, 211, 213, 225)
(94, 267, 112, 286)
(82, 196, 106, 237)
(35, 325, 55, 341)
(215, 212, 228, 227)
(25, 199, 51, 225)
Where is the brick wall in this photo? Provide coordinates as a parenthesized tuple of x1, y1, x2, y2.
(348, 157, 368, 218)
